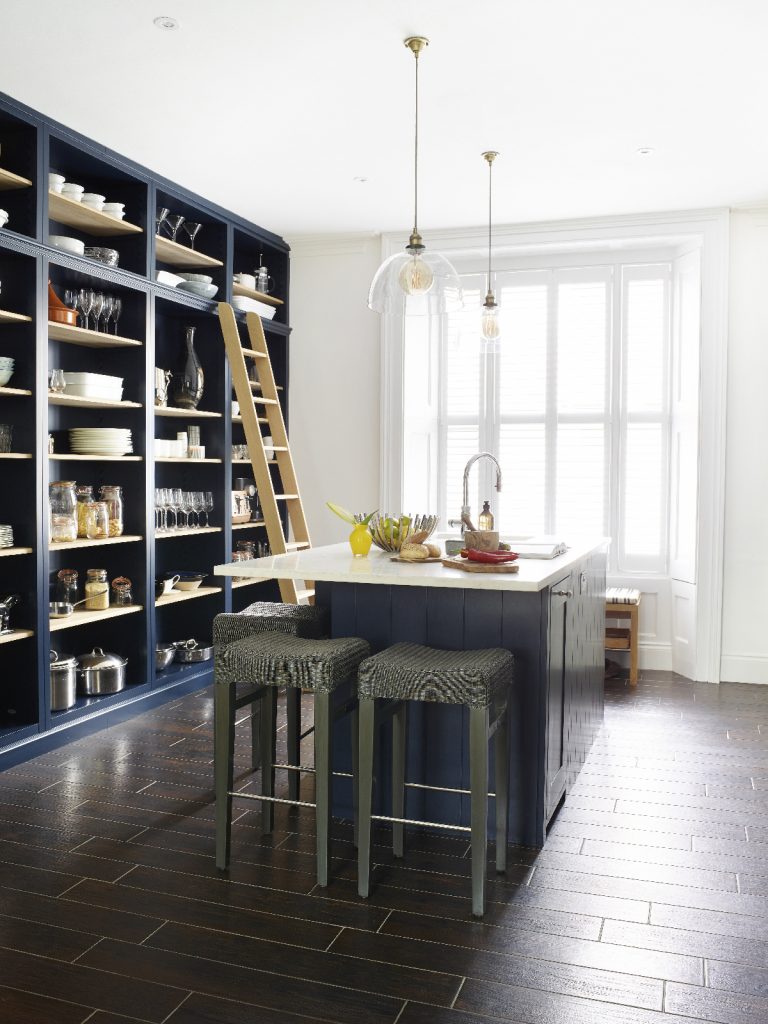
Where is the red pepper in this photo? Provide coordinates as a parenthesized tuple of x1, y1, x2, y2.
(466, 548, 519, 564)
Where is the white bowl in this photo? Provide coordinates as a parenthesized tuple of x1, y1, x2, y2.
(231, 295, 276, 319)
(63, 371, 123, 386)
(102, 202, 124, 211)
(177, 273, 213, 284)
(49, 173, 65, 192)
(156, 270, 184, 288)
(82, 193, 105, 204)
(48, 234, 85, 256)
(102, 203, 125, 220)
(0, 210, 8, 229)
(61, 183, 84, 199)
(0, 369, 13, 387)
(64, 385, 124, 402)
(178, 281, 218, 299)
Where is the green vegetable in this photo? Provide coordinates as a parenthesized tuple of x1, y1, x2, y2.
(326, 502, 377, 526)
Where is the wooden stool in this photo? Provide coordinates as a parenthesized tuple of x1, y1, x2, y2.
(605, 588, 641, 686)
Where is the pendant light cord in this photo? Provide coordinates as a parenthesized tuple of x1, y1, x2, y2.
(487, 157, 493, 288)
(413, 47, 420, 239)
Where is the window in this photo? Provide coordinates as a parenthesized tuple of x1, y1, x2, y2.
(403, 258, 673, 575)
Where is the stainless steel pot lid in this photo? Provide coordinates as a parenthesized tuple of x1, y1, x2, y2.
(76, 646, 128, 670)
(50, 650, 77, 669)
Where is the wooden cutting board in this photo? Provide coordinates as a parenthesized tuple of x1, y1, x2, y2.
(441, 556, 520, 574)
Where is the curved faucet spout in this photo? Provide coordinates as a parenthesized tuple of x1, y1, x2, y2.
(461, 451, 503, 530)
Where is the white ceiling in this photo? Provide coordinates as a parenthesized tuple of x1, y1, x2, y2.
(2, 0, 767, 238)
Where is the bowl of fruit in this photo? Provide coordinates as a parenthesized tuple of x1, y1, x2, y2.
(360, 512, 439, 553)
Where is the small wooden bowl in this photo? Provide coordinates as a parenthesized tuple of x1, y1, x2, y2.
(463, 530, 499, 552)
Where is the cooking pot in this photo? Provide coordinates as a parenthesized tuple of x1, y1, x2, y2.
(173, 638, 213, 664)
(76, 646, 127, 695)
(156, 643, 176, 671)
(49, 650, 77, 711)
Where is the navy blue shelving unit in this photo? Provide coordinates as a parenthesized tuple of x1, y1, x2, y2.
(0, 91, 290, 766)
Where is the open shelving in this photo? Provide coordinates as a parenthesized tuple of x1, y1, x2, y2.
(155, 406, 222, 419)
(48, 393, 142, 410)
(0, 547, 33, 557)
(48, 321, 143, 348)
(0, 629, 34, 645)
(156, 235, 223, 269)
(50, 453, 143, 462)
(0, 309, 32, 324)
(155, 527, 222, 539)
(0, 166, 33, 190)
(49, 604, 143, 632)
(155, 586, 222, 608)
(232, 282, 283, 306)
(48, 191, 143, 236)
(49, 534, 143, 551)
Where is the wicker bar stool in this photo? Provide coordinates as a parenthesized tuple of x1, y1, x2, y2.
(214, 601, 328, 795)
(215, 626, 369, 886)
(356, 642, 514, 917)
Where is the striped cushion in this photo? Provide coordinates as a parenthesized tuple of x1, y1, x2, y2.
(213, 601, 328, 651)
(217, 631, 370, 693)
(358, 642, 514, 709)
(606, 588, 641, 605)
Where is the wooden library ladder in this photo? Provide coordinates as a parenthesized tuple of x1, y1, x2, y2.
(218, 303, 313, 605)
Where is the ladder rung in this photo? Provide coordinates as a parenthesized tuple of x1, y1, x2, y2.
(264, 446, 288, 452)
(296, 588, 315, 603)
(274, 494, 299, 501)
(241, 348, 267, 360)
(253, 397, 279, 406)
(284, 542, 310, 551)
(250, 382, 284, 391)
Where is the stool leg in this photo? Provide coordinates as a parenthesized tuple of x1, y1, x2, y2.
(314, 690, 332, 887)
(392, 702, 407, 858)
(469, 706, 489, 917)
(357, 697, 376, 898)
(250, 702, 261, 772)
(260, 687, 276, 834)
(629, 604, 639, 686)
(214, 679, 235, 870)
(286, 687, 301, 801)
(351, 703, 359, 848)
(494, 699, 509, 873)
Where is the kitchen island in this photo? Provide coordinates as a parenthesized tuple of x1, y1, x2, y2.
(215, 540, 607, 847)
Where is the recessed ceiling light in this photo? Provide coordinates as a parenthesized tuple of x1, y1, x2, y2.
(353, 176, 368, 184)
(636, 147, 655, 157)
(153, 15, 179, 30)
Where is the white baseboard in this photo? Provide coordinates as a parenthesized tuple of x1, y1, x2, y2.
(720, 655, 768, 685)
(608, 642, 673, 672)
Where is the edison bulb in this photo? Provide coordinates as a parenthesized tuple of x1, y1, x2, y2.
(398, 254, 434, 296)
(481, 304, 501, 342)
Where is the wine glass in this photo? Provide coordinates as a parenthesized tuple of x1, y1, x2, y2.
(171, 488, 185, 529)
(162, 488, 176, 531)
(193, 491, 206, 527)
(156, 207, 170, 235)
(110, 298, 122, 336)
(203, 491, 214, 527)
(64, 289, 78, 312)
(77, 288, 93, 330)
(100, 296, 115, 332)
(48, 368, 66, 393)
(91, 292, 104, 331)
(154, 488, 163, 531)
(182, 221, 202, 250)
(165, 214, 185, 243)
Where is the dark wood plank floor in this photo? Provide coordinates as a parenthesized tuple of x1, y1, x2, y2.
(0, 672, 767, 1024)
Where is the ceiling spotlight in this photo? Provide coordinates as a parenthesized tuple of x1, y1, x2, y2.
(353, 176, 368, 184)
(636, 147, 655, 156)
(153, 15, 179, 30)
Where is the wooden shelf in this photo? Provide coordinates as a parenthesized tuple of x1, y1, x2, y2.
(49, 534, 142, 551)
(49, 604, 143, 633)
(0, 546, 33, 558)
(155, 586, 222, 608)
(155, 526, 222, 539)
(155, 457, 222, 464)
(49, 393, 142, 410)
(232, 521, 266, 530)
(232, 283, 283, 307)
(50, 453, 142, 462)
(49, 191, 143, 236)
(48, 321, 143, 348)
(232, 577, 270, 589)
(155, 407, 222, 419)
(0, 385, 32, 398)
(0, 167, 33, 190)
(155, 235, 223, 269)
(0, 629, 34, 646)
(0, 309, 32, 325)
(0, 452, 33, 460)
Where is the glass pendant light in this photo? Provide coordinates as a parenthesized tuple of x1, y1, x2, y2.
(480, 150, 501, 347)
(368, 37, 463, 316)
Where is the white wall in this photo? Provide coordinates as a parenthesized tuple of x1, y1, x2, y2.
(287, 235, 382, 546)
(720, 210, 768, 683)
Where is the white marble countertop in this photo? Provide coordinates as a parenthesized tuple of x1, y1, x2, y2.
(215, 540, 607, 593)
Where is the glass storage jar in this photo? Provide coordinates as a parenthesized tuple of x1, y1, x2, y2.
(84, 501, 109, 540)
(111, 576, 132, 606)
(56, 568, 79, 604)
(75, 485, 94, 538)
(99, 485, 124, 537)
(84, 568, 109, 610)
(49, 481, 78, 543)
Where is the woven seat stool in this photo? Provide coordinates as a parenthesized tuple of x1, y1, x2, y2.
(356, 642, 514, 917)
(214, 601, 328, 798)
(215, 629, 370, 886)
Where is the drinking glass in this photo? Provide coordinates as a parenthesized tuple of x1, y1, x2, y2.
(193, 491, 206, 526)
(154, 488, 163, 531)
(171, 488, 185, 528)
(100, 296, 115, 332)
(91, 292, 104, 331)
(182, 221, 202, 250)
(48, 368, 66, 393)
(184, 492, 197, 528)
(0, 424, 12, 453)
(64, 289, 78, 312)
(77, 288, 93, 330)
(166, 215, 185, 242)
(111, 298, 122, 335)
(156, 207, 170, 235)
(162, 487, 176, 530)
(203, 491, 213, 527)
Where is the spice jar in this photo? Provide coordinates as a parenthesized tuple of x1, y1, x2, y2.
(75, 485, 94, 538)
(99, 485, 124, 538)
(49, 481, 78, 543)
(84, 568, 109, 610)
(56, 568, 79, 604)
(111, 576, 132, 606)
(84, 501, 109, 540)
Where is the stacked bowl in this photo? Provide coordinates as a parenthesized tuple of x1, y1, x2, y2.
(68, 428, 133, 457)
(0, 357, 14, 387)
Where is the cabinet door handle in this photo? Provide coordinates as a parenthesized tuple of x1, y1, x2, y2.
(552, 589, 573, 598)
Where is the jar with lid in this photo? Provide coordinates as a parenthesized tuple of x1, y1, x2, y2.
(49, 481, 78, 543)
(56, 568, 79, 604)
(85, 568, 109, 610)
(235, 539, 256, 559)
(111, 576, 133, 606)
(84, 501, 109, 540)
(75, 485, 94, 538)
(99, 485, 124, 537)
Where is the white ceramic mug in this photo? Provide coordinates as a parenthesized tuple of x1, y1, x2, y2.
(234, 273, 256, 290)
(232, 401, 239, 417)
(162, 575, 180, 594)
(263, 435, 275, 461)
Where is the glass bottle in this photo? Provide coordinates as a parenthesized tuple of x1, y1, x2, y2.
(85, 568, 109, 610)
(99, 485, 124, 537)
(56, 568, 79, 604)
(478, 500, 494, 531)
(84, 501, 109, 540)
(49, 481, 78, 543)
(111, 576, 132, 606)
(170, 325, 204, 410)
(76, 485, 94, 538)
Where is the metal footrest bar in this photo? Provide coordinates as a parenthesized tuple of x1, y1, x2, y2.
(299, 726, 314, 740)
(404, 781, 497, 799)
(271, 760, 353, 780)
(371, 813, 471, 834)
(228, 791, 317, 809)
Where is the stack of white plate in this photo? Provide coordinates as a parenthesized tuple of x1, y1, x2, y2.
(63, 371, 124, 402)
(0, 524, 13, 548)
(231, 295, 276, 320)
(69, 428, 133, 456)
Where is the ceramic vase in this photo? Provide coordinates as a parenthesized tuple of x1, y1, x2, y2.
(349, 522, 372, 557)
(170, 326, 204, 410)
